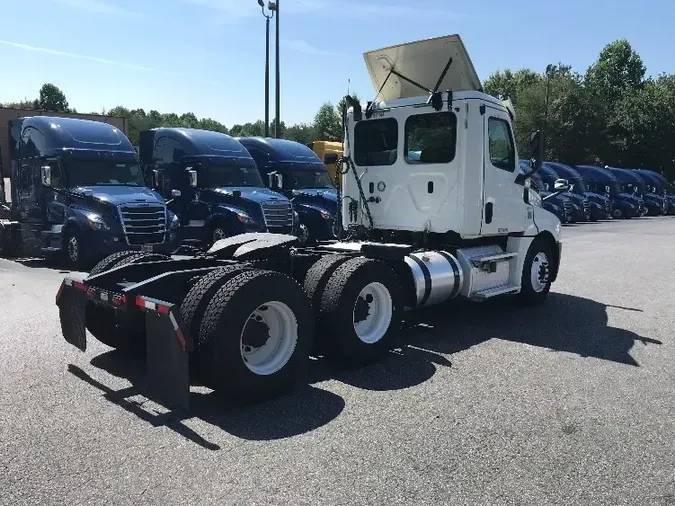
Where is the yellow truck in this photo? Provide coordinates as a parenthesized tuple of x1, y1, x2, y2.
(309, 140, 343, 184)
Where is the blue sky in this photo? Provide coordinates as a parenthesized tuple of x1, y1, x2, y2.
(0, 0, 672, 128)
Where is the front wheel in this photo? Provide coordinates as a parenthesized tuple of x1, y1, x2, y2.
(63, 228, 86, 269)
(516, 238, 554, 307)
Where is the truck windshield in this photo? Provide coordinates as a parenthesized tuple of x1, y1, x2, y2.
(290, 169, 335, 189)
(207, 165, 264, 188)
(66, 160, 146, 187)
(570, 177, 587, 194)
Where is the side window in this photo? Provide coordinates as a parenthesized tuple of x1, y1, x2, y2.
(488, 117, 516, 172)
(353, 118, 398, 166)
(405, 111, 457, 164)
(246, 147, 269, 171)
(154, 137, 186, 164)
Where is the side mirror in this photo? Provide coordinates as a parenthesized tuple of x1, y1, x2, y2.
(276, 173, 284, 189)
(529, 130, 544, 172)
(40, 165, 52, 187)
(152, 169, 164, 190)
(170, 189, 182, 198)
(187, 169, 198, 188)
(554, 178, 570, 192)
(268, 171, 276, 188)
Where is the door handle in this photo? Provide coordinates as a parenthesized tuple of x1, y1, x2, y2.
(485, 202, 493, 224)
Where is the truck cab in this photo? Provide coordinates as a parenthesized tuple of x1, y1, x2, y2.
(544, 162, 613, 220)
(518, 160, 572, 223)
(1, 116, 178, 267)
(139, 127, 301, 248)
(635, 169, 675, 215)
(629, 169, 668, 215)
(574, 165, 640, 219)
(238, 137, 337, 244)
(605, 167, 651, 216)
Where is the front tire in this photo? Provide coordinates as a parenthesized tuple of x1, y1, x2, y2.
(63, 228, 86, 269)
(198, 269, 314, 403)
(317, 257, 403, 363)
(516, 238, 554, 306)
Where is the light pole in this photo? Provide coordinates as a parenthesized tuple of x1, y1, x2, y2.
(258, 0, 275, 138)
(270, 0, 280, 138)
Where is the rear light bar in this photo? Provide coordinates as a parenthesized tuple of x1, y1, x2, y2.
(60, 278, 127, 307)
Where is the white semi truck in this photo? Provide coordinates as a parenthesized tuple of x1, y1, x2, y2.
(56, 34, 569, 410)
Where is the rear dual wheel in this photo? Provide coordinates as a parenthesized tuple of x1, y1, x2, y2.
(306, 256, 404, 364)
(193, 269, 314, 403)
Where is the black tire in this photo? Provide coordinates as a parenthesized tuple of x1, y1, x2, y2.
(317, 257, 403, 363)
(85, 252, 169, 352)
(198, 269, 314, 403)
(303, 254, 351, 312)
(87, 250, 139, 278)
(516, 237, 554, 307)
(180, 264, 253, 348)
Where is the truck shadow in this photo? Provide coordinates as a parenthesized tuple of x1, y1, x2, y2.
(399, 292, 660, 366)
(68, 292, 660, 450)
(68, 353, 345, 450)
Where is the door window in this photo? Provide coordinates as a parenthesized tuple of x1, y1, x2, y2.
(353, 118, 398, 166)
(488, 117, 516, 172)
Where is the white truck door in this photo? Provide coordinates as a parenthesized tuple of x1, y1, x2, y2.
(480, 107, 527, 236)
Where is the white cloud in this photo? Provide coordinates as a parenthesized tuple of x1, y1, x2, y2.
(50, 0, 140, 16)
(281, 39, 348, 57)
(0, 39, 178, 74)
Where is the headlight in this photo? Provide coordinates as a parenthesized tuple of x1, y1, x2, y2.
(235, 211, 256, 225)
(293, 210, 300, 223)
(319, 209, 332, 220)
(87, 213, 110, 230)
(169, 213, 180, 229)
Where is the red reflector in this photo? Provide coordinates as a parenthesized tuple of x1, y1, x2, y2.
(135, 296, 145, 308)
(73, 281, 86, 291)
(112, 294, 126, 306)
(157, 304, 170, 315)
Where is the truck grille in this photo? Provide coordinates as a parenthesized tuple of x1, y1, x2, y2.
(582, 199, 591, 220)
(261, 200, 293, 229)
(118, 204, 167, 245)
(562, 200, 573, 222)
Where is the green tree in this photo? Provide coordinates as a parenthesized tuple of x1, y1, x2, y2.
(313, 102, 341, 141)
(285, 123, 316, 145)
(37, 83, 70, 112)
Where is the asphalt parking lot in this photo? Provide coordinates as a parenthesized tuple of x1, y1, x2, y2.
(1, 217, 674, 506)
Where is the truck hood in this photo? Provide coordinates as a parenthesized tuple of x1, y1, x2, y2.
(69, 185, 164, 205)
(291, 188, 337, 202)
(211, 186, 290, 203)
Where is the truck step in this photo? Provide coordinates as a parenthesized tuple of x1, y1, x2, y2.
(40, 247, 62, 253)
(472, 284, 520, 300)
(470, 252, 517, 267)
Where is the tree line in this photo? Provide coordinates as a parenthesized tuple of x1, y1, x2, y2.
(2, 38, 674, 180)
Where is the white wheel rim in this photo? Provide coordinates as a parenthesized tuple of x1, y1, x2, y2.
(530, 252, 550, 293)
(240, 301, 298, 375)
(352, 282, 393, 344)
(68, 236, 79, 262)
(213, 228, 226, 243)
(298, 224, 309, 244)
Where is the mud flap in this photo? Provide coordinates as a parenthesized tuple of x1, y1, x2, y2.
(56, 279, 88, 352)
(137, 296, 193, 412)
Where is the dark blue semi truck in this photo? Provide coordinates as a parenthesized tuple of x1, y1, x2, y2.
(237, 137, 337, 244)
(544, 162, 613, 220)
(605, 167, 653, 216)
(138, 128, 302, 248)
(0, 116, 179, 267)
(518, 160, 572, 223)
(629, 169, 669, 215)
(574, 165, 642, 219)
(538, 164, 590, 222)
(634, 169, 675, 214)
